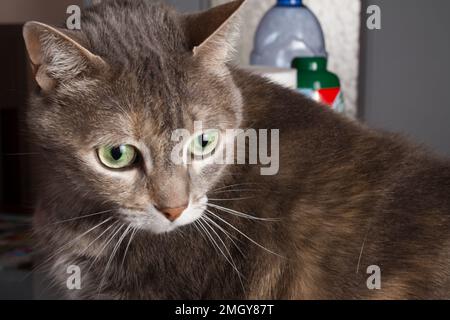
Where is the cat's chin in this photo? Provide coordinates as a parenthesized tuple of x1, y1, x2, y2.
(119, 196, 208, 234)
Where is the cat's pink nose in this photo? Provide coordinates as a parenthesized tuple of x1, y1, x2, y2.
(158, 205, 187, 222)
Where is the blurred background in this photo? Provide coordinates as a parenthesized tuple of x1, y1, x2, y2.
(0, 0, 449, 299)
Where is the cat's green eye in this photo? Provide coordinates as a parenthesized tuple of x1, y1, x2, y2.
(189, 130, 220, 157)
(97, 145, 137, 169)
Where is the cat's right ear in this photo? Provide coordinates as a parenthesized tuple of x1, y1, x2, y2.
(184, 0, 245, 69)
(23, 21, 107, 92)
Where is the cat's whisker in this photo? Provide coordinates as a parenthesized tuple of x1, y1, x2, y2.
(201, 218, 246, 293)
(30, 209, 115, 236)
(199, 218, 245, 281)
(197, 219, 221, 257)
(98, 224, 132, 295)
(208, 197, 256, 202)
(25, 217, 115, 280)
(37, 220, 119, 278)
(210, 183, 262, 193)
(197, 219, 237, 288)
(356, 222, 373, 274)
(209, 189, 262, 195)
(78, 220, 121, 257)
(121, 226, 138, 270)
(201, 218, 244, 276)
(205, 209, 284, 258)
(37, 273, 60, 300)
(175, 227, 187, 239)
(86, 223, 124, 276)
(207, 203, 280, 222)
(51, 209, 114, 225)
(203, 215, 245, 257)
(192, 221, 209, 244)
(209, 188, 288, 196)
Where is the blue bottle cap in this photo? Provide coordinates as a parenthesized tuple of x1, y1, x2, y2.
(277, 0, 303, 6)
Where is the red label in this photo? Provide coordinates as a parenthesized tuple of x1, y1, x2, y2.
(317, 88, 340, 106)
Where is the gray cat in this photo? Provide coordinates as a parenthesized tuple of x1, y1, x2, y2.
(24, 0, 450, 299)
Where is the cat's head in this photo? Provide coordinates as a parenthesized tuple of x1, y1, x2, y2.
(24, 0, 245, 234)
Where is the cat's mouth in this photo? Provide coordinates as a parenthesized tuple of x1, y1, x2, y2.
(119, 196, 208, 234)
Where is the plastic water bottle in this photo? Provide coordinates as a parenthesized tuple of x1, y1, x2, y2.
(251, 0, 327, 68)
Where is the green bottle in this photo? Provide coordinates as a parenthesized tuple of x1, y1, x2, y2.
(292, 57, 345, 113)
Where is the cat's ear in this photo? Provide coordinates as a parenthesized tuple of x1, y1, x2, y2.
(184, 0, 245, 66)
(23, 21, 107, 92)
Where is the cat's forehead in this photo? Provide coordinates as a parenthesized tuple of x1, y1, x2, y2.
(77, 78, 199, 142)
(77, 83, 230, 149)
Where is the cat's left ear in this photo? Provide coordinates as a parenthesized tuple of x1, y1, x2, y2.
(184, 0, 245, 67)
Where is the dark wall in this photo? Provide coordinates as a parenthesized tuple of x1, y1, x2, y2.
(0, 25, 31, 212)
(360, 0, 450, 156)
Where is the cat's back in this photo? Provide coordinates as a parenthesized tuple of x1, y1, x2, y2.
(232, 67, 450, 299)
